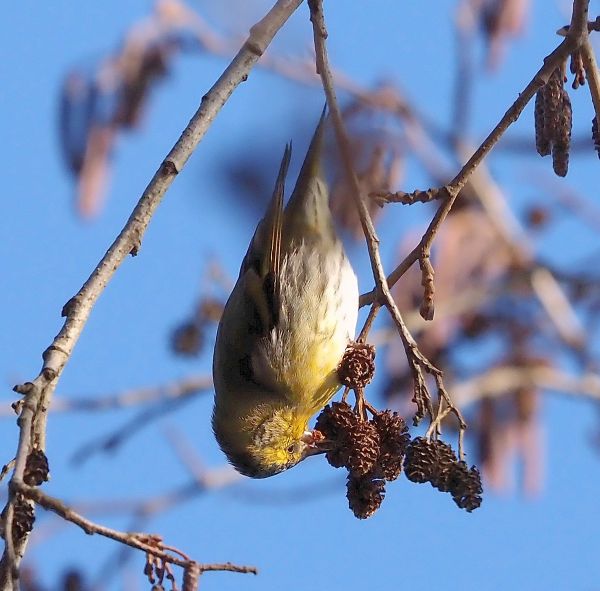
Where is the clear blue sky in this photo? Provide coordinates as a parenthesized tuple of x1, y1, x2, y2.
(2, 1, 600, 590)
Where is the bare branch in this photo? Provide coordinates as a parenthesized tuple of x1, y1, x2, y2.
(14, 483, 257, 587)
(307, 0, 467, 453)
(360, 0, 592, 308)
(581, 38, 600, 123)
(452, 365, 600, 407)
(0, 375, 212, 418)
(0, 0, 303, 585)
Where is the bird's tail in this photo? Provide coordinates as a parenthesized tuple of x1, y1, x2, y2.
(283, 106, 335, 242)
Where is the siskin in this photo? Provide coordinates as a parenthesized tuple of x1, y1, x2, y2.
(212, 111, 359, 477)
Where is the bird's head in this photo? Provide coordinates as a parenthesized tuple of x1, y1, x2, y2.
(213, 405, 329, 478)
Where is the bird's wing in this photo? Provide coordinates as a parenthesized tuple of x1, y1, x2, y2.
(239, 144, 291, 335)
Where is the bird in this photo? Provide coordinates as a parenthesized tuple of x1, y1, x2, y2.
(212, 110, 359, 478)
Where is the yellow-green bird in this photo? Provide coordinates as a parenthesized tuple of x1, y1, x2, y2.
(212, 110, 359, 478)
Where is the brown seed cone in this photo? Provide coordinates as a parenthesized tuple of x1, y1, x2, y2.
(171, 322, 203, 356)
(525, 206, 551, 229)
(24, 449, 49, 486)
(11, 495, 35, 544)
(337, 342, 376, 389)
(552, 88, 572, 177)
(543, 68, 564, 144)
(403, 437, 437, 483)
(346, 472, 386, 519)
(346, 420, 381, 477)
(534, 90, 551, 156)
(429, 440, 459, 492)
(372, 411, 410, 481)
(447, 461, 483, 512)
(592, 116, 600, 159)
(63, 570, 85, 591)
(315, 402, 359, 469)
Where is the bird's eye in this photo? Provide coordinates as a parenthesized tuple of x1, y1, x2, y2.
(287, 443, 298, 454)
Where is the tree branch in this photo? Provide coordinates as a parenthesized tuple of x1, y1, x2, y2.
(452, 365, 600, 407)
(13, 481, 256, 591)
(581, 37, 600, 123)
(360, 0, 592, 308)
(0, 0, 302, 586)
(308, 0, 467, 451)
(0, 375, 212, 417)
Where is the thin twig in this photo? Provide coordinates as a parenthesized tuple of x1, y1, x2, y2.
(308, 0, 466, 440)
(14, 482, 256, 574)
(14, 482, 257, 590)
(0, 375, 212, 418)
(452, 365, 600, 406)
(581, 38, 600, 122)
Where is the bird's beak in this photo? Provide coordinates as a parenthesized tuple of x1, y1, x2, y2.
(301, 430, 335, 457)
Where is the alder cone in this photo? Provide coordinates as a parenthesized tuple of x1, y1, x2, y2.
(346, 472, 386, 519)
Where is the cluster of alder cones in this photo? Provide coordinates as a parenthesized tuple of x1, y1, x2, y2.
(320, 343, 482, 519)
(534, 54, 600, 177)
(315, 402, 482, 519)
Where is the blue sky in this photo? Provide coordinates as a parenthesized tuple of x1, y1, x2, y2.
(2, 1, 600, 590)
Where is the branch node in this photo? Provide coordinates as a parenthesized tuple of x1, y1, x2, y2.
(161, 159, 179, 177)
(244, 40, 264, 58)
(43, 344, 69, 365)
(61, 296, 78, 318)
(183, 561, 201, 591)
(42, 367, 57, 382)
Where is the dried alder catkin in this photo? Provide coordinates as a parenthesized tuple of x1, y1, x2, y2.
(534, 66, 573, 176)
(552, 88, 572, 177)
(543, 68, 564, 143)
(534, 90, 551, 156)
(592, 116, 600, 159)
